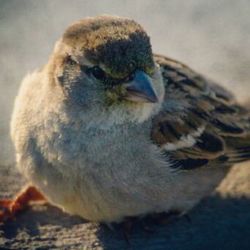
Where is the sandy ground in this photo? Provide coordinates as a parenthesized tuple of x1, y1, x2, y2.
(1, 0, 250, 249)
(1, 164, 250, 249)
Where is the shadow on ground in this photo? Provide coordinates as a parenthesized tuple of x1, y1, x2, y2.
(98, 195, 250, 250)
(1, 193, 250, 250)
(1, 204, 85, 240)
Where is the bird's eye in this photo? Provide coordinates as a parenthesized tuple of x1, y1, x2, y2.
(66, 56, 77, 66)
(91, 66, 106, 80)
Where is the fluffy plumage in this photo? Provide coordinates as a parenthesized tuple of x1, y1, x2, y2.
(10, 15, 250, 223)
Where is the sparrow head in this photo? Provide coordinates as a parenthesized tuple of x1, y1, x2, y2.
(49, 16, 164, 125)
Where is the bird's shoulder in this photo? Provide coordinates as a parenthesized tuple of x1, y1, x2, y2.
(151, 54, 250, 170)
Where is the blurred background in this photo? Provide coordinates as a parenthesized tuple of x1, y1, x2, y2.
(0, 0, 250, 166)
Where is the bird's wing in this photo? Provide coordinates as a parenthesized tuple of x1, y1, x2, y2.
(151, 54, 250, 170)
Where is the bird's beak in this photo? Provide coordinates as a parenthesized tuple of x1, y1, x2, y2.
(124, 71, 159, 103)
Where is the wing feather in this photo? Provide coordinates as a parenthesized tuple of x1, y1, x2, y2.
(151, 54, 250, 170)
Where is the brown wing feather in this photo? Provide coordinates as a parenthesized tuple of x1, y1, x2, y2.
(151, 54, 250, 170)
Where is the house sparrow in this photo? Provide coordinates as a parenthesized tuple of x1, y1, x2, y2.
(1, 15, 250, 223)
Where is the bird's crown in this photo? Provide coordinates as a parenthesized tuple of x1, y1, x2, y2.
(62, 15, 154, 79)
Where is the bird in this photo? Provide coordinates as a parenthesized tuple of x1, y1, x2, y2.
(1, 15, 250, 224)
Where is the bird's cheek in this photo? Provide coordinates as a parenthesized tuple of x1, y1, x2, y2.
(105, 90, 119, 105)
(105, 86, 127, 105)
